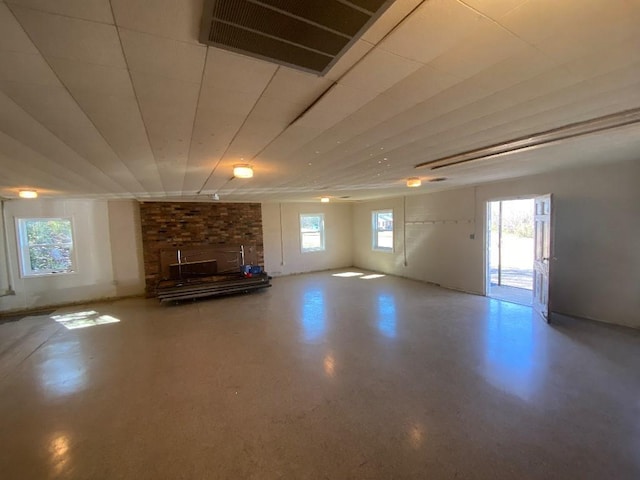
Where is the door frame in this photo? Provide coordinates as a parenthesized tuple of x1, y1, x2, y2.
(483, 195, 538, 298)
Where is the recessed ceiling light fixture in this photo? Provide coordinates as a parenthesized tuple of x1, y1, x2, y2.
(320, 197, 330, 203)
(233, 164, 253, 178)
(19, 190, 38, 199)
(415, 107, 640, 171)
(406, 177, 421, 188)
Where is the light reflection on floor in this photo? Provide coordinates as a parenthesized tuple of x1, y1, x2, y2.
(482, 300, 537, 401)
(301, 289, 326, 342)
(49, 432, 71, 476)
(377, 293, 397, 338)
(38, 341, 87, 397)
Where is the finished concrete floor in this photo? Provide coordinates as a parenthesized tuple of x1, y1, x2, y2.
(0, 270, 639, 479)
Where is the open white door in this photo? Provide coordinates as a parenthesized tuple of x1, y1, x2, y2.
(533, 194, 553, 321)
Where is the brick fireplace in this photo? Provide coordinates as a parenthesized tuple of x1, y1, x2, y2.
(139, 202, 263, 296)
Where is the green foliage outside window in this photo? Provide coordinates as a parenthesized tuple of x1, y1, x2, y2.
(21, 218, 74, 274)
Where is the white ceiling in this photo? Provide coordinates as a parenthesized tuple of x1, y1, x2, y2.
(0, 0, 639, 202)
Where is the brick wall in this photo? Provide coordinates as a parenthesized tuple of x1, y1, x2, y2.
(139, 202, 263, 296)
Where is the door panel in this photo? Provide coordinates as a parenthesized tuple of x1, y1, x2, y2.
(533, 194, 552, 320)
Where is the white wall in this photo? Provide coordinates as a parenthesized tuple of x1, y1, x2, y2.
(353, 158, 640, 329)
(107, 200, 145, 297)
(262, 202, 353, 276)
(0, 199, 144, 313)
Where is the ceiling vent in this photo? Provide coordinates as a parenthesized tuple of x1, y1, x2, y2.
(199, 0, 395, 75)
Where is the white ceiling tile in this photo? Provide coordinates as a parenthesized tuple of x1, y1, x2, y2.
(361, 0, 423, 44)
(0, 2, 39, 54)
(10, 6, 125, 68)
(130, 71, 200, 193)
(0, 131, 89, 192)
(563, 37, 640, 81)
(198, 87, 259, 117)
(261, 68, 333, 106)
(325, 39, 374, 81)
(532, 5, 640, 67)
(119, 29, 206, 84)
(427, 22, 529, 80)
(6, 0, 113, 23)
(460, 0, 529, 19)
(203, 48, 277, 94)
(294, 84, 377, 129)
(70, 90, 164, 194)
(382, 64, 461, 108)
(181, 95, 258, 193)
(110, 0, 201, 44)
(339, 48, 423, 93)
(0, 51, 59, 86)
(258, 125, 326, 163)
(379, 0, 487, 63)
(0, 90, 126, 193)
(0, 82, 144, 193)
(499, 0, 612, 45)
(48, 58, 134, 98)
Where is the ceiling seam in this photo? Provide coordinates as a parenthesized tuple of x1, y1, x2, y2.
(455, 0, 577, 76)
(0, 130, 108, 191)
(323, 86, 640, 181)
(319, 63, 640, 173)
(196, 66, 280, 194)
(181, 47, 211, 194)
(117, 26, 203, 48)
(108, 0, 166, 196)
(5, 2, 146, 196)
(0, 90, 124, 193)
(4, 2, 114, 26)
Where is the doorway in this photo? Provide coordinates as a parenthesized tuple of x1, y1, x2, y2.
(486, 199, 535, 306)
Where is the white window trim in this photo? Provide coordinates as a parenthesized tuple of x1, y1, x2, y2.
(372, 209, 394, 252)
(300, 213, 325, 253)
(16, 216, 78, 278)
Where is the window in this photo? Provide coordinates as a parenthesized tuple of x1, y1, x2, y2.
(300, 213, 325, 252)
(17, 218, 75, 277)
(373, 210, 393, 251)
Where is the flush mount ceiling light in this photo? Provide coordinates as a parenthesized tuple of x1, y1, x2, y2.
(406, 177, 421, 188)
(415, 107, 640, 171)
(233, 164, 253, 178)
(18, 190, 38, 199)
(320, 197, 330, 203)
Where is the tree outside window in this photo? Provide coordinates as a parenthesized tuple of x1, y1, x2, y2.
(17, 218, 75, 276)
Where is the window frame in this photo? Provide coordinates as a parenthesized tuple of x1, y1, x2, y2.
(300, 213, 326, 253)
(372, 209, 394, 252)
(16, 217, 77, 278)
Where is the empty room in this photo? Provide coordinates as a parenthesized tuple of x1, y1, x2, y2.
(1, 0, 639, 478)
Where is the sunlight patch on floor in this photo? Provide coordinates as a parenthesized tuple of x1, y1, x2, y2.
(50, 311, 120, 330)
(332, 272, 364, 278)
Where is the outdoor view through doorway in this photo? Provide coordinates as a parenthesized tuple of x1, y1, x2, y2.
(487, 199, 535, 306)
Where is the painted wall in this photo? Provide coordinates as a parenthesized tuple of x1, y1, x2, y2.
(0, 200, 109, 312)
(353, 158, 640, 328)
(107, 200, 145, 298)
(262, 202, 353, 276)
